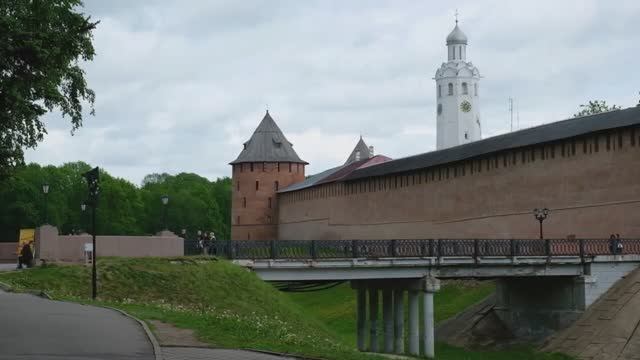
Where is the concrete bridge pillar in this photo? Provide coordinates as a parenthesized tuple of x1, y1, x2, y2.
(408, 290, 419, 356)
(393, 289, 405, 354)
(352, 277, 440, 358)
(356, 288, 366, 351)
(369, 288, 379, 352)
(382, 289, 394, 353)
(423, 277, 440, 359)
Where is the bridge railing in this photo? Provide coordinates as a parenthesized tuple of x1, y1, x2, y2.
(184, 238, 640, 260)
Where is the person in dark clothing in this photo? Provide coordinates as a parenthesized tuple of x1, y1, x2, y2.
(616, 234, 623, 255)
(609, 234, 616, 255)
(17, 242, 33, 269)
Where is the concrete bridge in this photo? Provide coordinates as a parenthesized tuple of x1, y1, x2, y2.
(210, 239, 640, 359)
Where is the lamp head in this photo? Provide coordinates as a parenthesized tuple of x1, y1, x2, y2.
(161, 195, 169, 205)
(42, 183, 50, 194)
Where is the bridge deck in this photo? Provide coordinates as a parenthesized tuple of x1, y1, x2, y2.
(234, 255, 640, 281)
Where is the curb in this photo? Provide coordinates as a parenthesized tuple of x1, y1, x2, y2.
(160, 346, 322, 360)
(101, 305, 163, 360)
(0, 281, 13, 292)
(0, 281, 53, 300)
(244, 348, 324, 360)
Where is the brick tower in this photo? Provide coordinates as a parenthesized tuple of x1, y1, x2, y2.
(229, 111, 307, 240)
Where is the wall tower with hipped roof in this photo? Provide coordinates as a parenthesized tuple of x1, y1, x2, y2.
(229, 111, 307, 240)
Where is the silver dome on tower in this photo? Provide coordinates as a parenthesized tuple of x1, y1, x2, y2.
(446, 24, 468, 45)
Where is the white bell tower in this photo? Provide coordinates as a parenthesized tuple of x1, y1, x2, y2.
(434, 15, 482, 150)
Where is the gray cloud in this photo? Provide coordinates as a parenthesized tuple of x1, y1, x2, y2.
(25, 0, 640, 183)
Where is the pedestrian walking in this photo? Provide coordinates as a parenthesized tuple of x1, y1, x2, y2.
(209, 231, 217, 255)
(17, 242, 34, 269)
(197, 231, 205, 255)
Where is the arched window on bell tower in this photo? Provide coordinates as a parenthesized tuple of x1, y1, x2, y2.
(462, 82, 468, 95)
(438, 85, 442, 98)
(448, 83, 454, 96)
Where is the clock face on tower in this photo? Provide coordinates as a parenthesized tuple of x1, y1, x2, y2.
(460, 100, 472, 113)
(437, 104, 442, 115)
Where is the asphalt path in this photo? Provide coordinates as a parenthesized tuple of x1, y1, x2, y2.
(0, 289, 155, 359)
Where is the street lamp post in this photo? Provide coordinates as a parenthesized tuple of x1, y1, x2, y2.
(83, 167, 100, 300)
(533, 208, 550, 239)
(42, 183, 50, 224)
(161, 195, 169, 230)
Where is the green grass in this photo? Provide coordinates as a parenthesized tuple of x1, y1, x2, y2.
(0, 258, 573, 360)
(0, 257, 384, 360)
(287, 281, 573, 360)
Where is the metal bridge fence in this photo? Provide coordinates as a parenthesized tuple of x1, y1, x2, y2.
(183, 238, 640, 261)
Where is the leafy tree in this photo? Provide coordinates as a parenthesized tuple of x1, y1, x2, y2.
(573, 100, 621, 118)
(0, 0, 98, 179)
(0, 163, 232, 241)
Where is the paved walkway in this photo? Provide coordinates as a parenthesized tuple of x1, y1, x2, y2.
(0, 289, 155, 359)
(161, 347, 298, 360)
(543, 267, 640, 360)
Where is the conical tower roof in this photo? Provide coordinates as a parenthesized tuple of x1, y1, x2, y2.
(230, 111, 307, 164)
(344, 136, 372, 165)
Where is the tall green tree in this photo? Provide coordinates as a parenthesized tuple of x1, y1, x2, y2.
(0, 163, 232, 240)
(573, 100, 621, 118)
(0, 0, 98, 179)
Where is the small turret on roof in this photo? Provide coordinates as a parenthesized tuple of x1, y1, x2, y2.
(230, 111, 307, 164)
(344, 136, 373, 165)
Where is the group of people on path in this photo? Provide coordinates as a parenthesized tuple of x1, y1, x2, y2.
(609, 234, 624, 255)
(197, 231, 217, 255)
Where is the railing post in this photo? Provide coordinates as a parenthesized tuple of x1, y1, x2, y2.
(545, 239, 551, 257)
(437, 239, 442, 264)
(311, 240, 318, 259)
(391, 240, 398, 257)
(352, 240, 359, 258)
(579, 239, 585, 263)
(420, 240, 428, 258)
(270, 240, 278, 259)
(510, 239, 516, 258)
(429, 239, 435, 257)
(227, 240, 234, 259)
(473, 239, 479, 265)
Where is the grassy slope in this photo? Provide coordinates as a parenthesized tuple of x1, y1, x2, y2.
(287, 281, 573, 360)
(0, 257, 383, 360)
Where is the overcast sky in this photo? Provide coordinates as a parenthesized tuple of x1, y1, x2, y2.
(25, 0, 640, 185)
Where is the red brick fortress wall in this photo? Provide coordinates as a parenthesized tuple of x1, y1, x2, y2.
(277, 126, 640, 240)
(231, 162, 305, 240)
